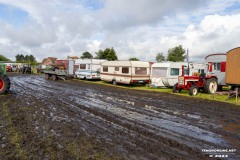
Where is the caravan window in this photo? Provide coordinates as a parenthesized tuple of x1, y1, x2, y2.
(214, 63, 221, 71)
(87, 64, 90, 69)
(135, 67, 147, 75)
(152, 67, 167, 78)
(115, 67, 119, 71)
(103, 66, 108, 72)
(80, 64, 86, 69)
(170, 68, 179, 76)
(122, 67, 129, 74)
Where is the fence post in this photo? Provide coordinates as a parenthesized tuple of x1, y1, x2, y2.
(236, 88, 238, 104)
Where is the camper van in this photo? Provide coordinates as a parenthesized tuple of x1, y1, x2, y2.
(75, 59, 106, 79)
(151, 62, 204, 87)
(204, 53, 226, 86)
(100, 61, 151, 85)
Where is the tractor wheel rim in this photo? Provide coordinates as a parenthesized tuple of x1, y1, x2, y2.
(209, 81, 217, 93)
(193, 88, 197, 95)
(0, 79, 4, 90)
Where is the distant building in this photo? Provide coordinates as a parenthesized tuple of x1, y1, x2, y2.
(41, 57, 58, 66)
(67, 56, 79, 60)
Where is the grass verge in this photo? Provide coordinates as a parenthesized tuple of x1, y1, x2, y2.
(73, 79, 239, 105)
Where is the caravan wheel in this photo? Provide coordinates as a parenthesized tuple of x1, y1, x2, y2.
(112, 80, 117, 85)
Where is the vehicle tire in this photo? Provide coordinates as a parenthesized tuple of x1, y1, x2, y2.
(52, 75, 57, 81)
(204, 78, 218, 94)
(112, 80, 117, 85)
(173, 83, 181, 93)
(189, 85, 198, 96)
(0, 74, 11, 94)
(45, 74, 49, 80)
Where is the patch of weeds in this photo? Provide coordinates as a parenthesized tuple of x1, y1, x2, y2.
(1, 101, 28, 159)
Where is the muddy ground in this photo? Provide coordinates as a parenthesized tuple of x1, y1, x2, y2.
(0, 74, 240, 160)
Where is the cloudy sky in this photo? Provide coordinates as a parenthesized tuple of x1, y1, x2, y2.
(0, 0, 240, 62)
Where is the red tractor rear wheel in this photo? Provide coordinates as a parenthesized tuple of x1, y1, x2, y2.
(0, 74, 11, 94)
(204, 78, 218, 94)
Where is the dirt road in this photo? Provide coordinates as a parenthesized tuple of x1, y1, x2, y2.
(0, 74, 240, 159)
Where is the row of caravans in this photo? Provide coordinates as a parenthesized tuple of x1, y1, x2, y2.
(72, 53, 226, 87)
(73, 59, 205, 86)
(74, 59, 205, 86)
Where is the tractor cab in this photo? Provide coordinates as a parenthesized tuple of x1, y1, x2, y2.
(173, 62, 218, 96)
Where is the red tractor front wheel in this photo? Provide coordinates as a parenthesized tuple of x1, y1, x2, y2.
(0, 74, 11, 94)
(173, 83, 182, 93)
(189, 85, 198, 96)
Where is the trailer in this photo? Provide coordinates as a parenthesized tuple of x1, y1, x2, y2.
(100, 61, 150, 85)
(44, 60, 74, 81)
(226, 47, 240, 87)
(151, 62, 204, 87)
(75, 59, 106, 79)
(204, 53, 226, 88)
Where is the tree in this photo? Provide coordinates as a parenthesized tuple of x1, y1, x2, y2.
(15, 54, 25, 62)
(0, 55, 10, 61)
(81, 51, 93, 59)
(95, 47, 118, 61)
(129, 57, 139, 61)
(106, 48, 118, 61)
(15, 54, 37, 65)
(156, 53, 165, 62)
(166, 45, 186, 62)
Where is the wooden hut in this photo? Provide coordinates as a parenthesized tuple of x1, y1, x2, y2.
(226, 47, 240, 86)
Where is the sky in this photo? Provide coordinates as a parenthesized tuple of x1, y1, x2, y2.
(0, 0, 240, 62)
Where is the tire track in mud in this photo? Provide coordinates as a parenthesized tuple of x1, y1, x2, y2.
(9, 75, 240, 159)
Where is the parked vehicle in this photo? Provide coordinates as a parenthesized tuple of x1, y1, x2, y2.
(100, 61, 151, 85)
(173, 65, 218, 96)
(44, 60, 75, 81)
(151, 62, 204, 87)
(226, 47, 240, 87)
(204, 53, 226, 89)
(75, 59, 106, 79)
(0, 63, 10, 94)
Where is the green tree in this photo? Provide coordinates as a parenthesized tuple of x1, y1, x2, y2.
(156, 53, 165, 62)
(16, 54, 25, 62)
(0, 55, 10, 61)
(167, 45, 186, 62)
(129, 57, 139, 61)
(15, 54, 37, 65)
(81, 51, 93, 59)
(95, 47, 118, 61)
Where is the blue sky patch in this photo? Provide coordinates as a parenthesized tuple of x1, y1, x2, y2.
(82, 0, 104, 10)
(0, 3, 28, 27)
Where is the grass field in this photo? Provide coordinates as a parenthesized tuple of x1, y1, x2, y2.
(73, 79, 240, 105)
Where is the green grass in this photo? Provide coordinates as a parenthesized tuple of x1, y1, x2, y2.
(73, 79, 240, 105)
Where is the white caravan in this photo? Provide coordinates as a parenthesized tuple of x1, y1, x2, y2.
(204, 53, 226, 86)
(75, 59, 106, 79)
(151, 62, 204, 87)
(100, 61, 151, 85)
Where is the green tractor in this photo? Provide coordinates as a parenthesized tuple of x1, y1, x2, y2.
(0, 63, 11, 94)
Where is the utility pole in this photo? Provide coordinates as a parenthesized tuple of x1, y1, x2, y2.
(186, 49, 189, 62)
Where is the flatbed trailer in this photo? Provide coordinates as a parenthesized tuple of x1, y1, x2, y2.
(44, 69, 71, 81)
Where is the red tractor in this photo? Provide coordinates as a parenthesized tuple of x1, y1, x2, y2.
(173, 63, 218, 96)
